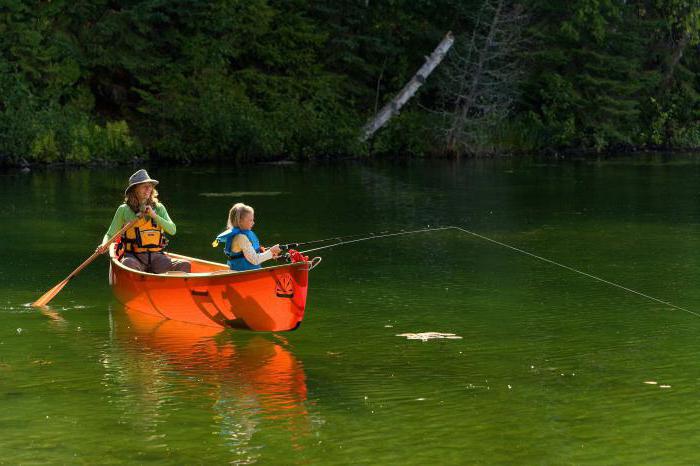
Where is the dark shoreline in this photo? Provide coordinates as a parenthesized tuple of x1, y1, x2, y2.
(3, 147, 700, 172)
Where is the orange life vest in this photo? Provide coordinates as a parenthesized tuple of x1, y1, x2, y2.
(121, 216, 167, 253)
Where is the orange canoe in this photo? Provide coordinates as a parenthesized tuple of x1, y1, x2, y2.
(108, 246, 319, 331)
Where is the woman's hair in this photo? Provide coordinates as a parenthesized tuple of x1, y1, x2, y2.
(124, 184, 159, 213)
(227, 203, 254, 229)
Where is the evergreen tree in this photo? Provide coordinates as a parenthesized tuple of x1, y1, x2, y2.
(520, 0, 649, 150)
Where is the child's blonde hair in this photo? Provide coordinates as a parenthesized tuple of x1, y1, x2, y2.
(227, 202, 254, 229)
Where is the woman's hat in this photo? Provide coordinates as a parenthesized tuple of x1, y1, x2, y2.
(125, 169, 159, 195)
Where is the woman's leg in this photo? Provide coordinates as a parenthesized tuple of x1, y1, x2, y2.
(149, 253, 191, 274)
(121, 253, 147, 271)
(170, 259, 192, 273)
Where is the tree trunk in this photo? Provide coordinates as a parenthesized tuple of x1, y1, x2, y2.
(664, 31, 691, 87)
(360, 32, 454, 141)
(439, 0, 525, 156)
(446, 0, 504, 152)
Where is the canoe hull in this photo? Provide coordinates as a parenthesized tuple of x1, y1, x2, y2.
(109, 250, 311, 331)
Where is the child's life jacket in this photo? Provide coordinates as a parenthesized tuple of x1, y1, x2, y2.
(212, 228, 262, 271)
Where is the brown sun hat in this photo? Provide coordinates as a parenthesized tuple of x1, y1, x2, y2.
(124, 169, 159, 195)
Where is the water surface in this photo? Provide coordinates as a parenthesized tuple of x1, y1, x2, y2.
(3, 156, 700, 464)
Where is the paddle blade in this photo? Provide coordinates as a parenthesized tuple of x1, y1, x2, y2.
(32, 278, 70, 308)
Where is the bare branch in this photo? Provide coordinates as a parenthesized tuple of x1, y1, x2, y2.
(437, 0, 527, 155)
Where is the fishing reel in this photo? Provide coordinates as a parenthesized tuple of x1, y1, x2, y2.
(277, 243, 307, 263)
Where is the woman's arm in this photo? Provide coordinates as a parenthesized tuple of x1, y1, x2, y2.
(102, 205, 128, 244)
(152, 204, 177, 235)
(97, 205, 132, 253)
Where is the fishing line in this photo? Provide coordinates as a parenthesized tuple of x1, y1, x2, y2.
(449, 226, 700, 319)
(300, 226, 454, 254)
(284, 231, 390, 249)
(300, 225, 699, 319)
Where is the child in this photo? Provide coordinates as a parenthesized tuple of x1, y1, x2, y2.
(213, 203, 281, 271)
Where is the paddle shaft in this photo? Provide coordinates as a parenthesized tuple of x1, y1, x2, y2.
(32, 217, 139, 307)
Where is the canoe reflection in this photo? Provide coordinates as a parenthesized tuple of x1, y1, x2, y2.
(111, 306, 311, 457)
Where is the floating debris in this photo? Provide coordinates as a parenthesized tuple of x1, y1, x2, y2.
(199, 192, 285, 197)
(465, 383, 489, 390)
(396, 332, 462, 341)
(644, 381, 658, 385)
(660, 385, 672, 389)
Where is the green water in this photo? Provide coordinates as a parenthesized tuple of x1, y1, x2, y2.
(4, 157, 700, 464)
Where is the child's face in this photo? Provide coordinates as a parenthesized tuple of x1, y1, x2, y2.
(240, 212, 255, 230)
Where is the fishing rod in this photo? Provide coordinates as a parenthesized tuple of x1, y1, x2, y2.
(276, 227, 450, 265)
(280, 231, 391, 251)
(294, 225, 700, 319)
(299, 226, 453, 254)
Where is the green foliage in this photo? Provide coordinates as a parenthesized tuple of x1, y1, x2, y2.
(670, 123, 700, 148)
(68, 120, 142, 163)
(0, 97, 143, 165)
(520, 0, 649, 151)
(1, 0, 700, 164)
(27, 111, 143, 165)
(507, 1, 695, 152)
(372, 110, 441, 157)
(659, 0, 700, 44)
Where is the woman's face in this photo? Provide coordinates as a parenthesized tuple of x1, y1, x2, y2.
(240, 212, 255, 230)
(135, 183, 154, 201)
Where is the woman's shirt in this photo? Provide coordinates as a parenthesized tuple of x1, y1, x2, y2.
(103, 203, 176, 243)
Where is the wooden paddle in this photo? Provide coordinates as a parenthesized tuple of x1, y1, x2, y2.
(32, 218, 139, 307)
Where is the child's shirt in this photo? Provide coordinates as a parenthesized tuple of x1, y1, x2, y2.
(232, 234, 274, 266)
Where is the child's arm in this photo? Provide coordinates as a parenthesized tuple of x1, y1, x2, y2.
(234, 235, 275, 266)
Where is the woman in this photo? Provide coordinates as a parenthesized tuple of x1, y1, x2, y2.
(97, 169, 191, 274)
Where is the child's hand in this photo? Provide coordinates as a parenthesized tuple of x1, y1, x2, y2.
(260, 245, 266, 252)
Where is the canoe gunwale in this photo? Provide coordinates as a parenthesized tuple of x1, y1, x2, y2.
(108, 244, 312, 278)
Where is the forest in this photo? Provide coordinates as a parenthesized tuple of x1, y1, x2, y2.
(0, 0, 698, 165)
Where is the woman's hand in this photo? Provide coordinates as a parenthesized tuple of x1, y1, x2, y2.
(270, 244, 282, 258)
(143, 205, 157, 219)
(95, 243, 109, 255)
